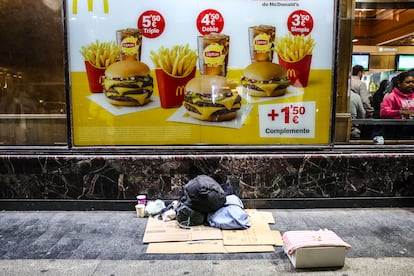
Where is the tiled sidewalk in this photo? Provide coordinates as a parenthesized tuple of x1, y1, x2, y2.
(0, 208, 413, 275)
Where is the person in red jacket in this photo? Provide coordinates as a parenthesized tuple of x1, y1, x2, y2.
(380, 70, 414, 139)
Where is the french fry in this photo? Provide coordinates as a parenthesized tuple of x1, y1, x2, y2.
(150, 44, 198, 77)
(80, 40, 121, 68)
(273, 34, 315, 62)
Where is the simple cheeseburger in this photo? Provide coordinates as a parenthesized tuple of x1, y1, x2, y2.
(103, 60, 153, 106)
(184, 75, 242, 122)
(241, 61, 290, 97)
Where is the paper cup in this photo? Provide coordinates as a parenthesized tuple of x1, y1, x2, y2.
(197, 34, 230, 77)
(277, 54, 312, 87)
(249, 25, 275, 62)
(136, 195, 147, 205)
(135, 204, 146, 218)
(84, 61, 105, 93)
(155, 67, 196, 108)
(116, 28, 142, 61)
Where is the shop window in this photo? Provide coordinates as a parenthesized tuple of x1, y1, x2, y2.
(8, 0, 413, 148)
(0, 0, 67, 146)
(347, 1, 414, 144)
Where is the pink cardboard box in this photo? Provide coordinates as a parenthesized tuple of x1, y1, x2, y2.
(282, 230, 351, 268)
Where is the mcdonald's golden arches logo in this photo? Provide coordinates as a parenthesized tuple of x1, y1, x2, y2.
(72, 0, 109, 14)
(175, 85, 186, 97)
(286, 69, 297, 78)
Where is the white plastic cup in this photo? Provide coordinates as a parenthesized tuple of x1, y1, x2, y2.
(135, 204, 146, 218)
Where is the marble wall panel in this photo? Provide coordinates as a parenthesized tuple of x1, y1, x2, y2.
(1, 153, 413, 201)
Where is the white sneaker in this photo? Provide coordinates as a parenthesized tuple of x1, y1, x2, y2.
(373, 136, 384, 144)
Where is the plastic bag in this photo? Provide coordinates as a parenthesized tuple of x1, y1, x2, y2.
(207, 195, 251, 230)
(144, 199, 166, 216)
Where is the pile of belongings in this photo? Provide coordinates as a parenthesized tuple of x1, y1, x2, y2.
(149, 175, 251, 230)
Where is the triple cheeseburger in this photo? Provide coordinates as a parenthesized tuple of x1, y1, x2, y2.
(103, 60, 153, 106)
(184, 75, 242, 122)
(241, 61, 290, 97)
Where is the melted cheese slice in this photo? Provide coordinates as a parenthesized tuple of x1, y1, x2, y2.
(186, 102, 241, 120)
(112, 86, 152, 95)
(104, 79, 121, 91)
(105, 90, 149, 105)
(186, 104, 224, 120)
(104, 77, 152, 105)
(103, 79, 145, 91)
(190, 94, 238, 111)
(257, 83, 280, 96)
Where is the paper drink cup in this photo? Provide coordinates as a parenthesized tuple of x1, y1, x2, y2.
(136, 195, 147, 205)
(249, 25, 276, 62)
(277, 54, 312, 87)
(84, 61, 106, 93)
(135, 204, 145, 218)
(197, 33, 230, 77)
(155, 67, 196, 108)
(116, 28, 142, 61)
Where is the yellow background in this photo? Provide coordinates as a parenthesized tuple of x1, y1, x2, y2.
(71, 69, 332, 146)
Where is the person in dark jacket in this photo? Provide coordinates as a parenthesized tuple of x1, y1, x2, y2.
(372, 79, 390, 119)
(370, 79, 390, 139)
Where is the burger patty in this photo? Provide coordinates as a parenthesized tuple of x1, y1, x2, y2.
(241, 76, 286, 84)
(105, 87, 153, 96)
(242, 83, 289, 91)
(107, 95, 141, 103)
(184, 94, 241, 106)
(114, 80, 153, 88)
(184, 102, 240, 115)
(104, 75, 154, 95)
(184, 94, 241, 115)
(110, 75, 153, 84)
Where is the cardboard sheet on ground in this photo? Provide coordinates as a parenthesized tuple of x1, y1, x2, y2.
(143, 216, 222, 243)
(146, 239, 277, 254)
(221, 210, 277, 246)
(144, 210, 283, 254)
(221, 226, 281, 246)
(246, 209, 275, 223)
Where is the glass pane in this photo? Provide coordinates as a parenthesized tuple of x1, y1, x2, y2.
(348, 1, 414, 144)
(0, 0, 67, 146)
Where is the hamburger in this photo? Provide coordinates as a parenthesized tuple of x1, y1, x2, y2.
(184, 75, 242, 122)
(241, 61, 290, 97)
(103, 60, 153, 106)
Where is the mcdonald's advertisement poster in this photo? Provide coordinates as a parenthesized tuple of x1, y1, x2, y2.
(68, 0, 335, 146)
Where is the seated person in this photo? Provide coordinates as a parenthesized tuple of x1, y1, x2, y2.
(350, 65, 374, 116)
(380, 71, 414, 139)
(349, 89, 366, 139)
(371, 79, 390, 139)
(372, 79, 390, 119)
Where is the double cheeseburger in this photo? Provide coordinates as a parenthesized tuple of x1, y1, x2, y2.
(241, 61, 290, 97)
(103, 60, 153, 106)
(184, 75, 242, 122)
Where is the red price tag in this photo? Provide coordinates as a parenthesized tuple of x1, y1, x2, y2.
(287, 10, 314, 36)
(138, 10, 165, 39)
(196, 9, 224, 35)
